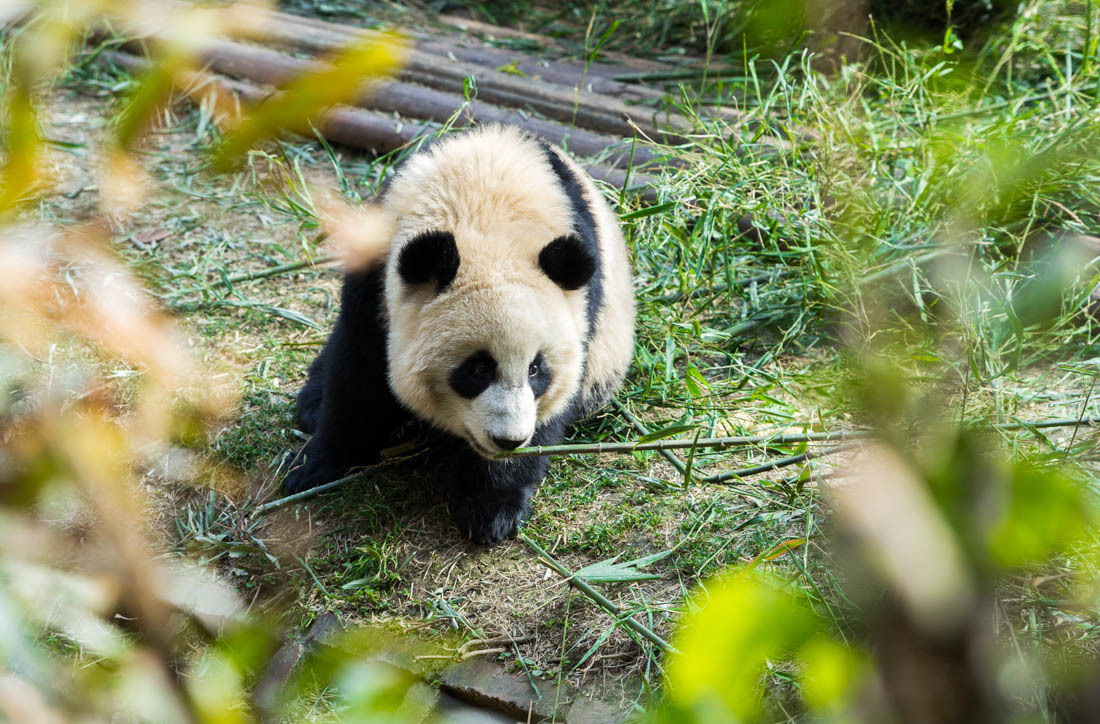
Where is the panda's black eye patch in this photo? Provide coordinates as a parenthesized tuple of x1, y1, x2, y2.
(449, 350, 496, 399)
(529, 352, 551, 398)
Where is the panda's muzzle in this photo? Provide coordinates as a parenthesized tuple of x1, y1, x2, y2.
(475, 382, 536, 455)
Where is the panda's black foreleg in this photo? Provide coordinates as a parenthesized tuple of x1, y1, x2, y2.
(284, 345, 406, 493)
(294, 342, 329, 434)
(448, 416, 569, 544)
(284, 267, 407, 494)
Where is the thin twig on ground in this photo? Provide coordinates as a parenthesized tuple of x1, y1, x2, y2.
(253, 469, 369, 516)
(162, 253, 338, 300)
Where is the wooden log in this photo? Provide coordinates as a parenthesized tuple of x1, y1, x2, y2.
(183, 37, 672, 168)
(393, 64, 687, 144)
(246, 9, 746, 129)
(249, 8, 668, 105)
(260, 5, 670, 80)
(419, 41, 665, 101)
(433, 13, 669, 74)
(101, 49, 658, 198)
(245, 17, 689, 142)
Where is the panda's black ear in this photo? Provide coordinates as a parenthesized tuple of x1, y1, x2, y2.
(398, 230, 460, 291)
(538, 234, 596, 291)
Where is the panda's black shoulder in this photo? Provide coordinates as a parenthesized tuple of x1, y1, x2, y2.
(324, 262, 389, 377)
(536, 140, 604, 338)
(536, 142, 599, 255)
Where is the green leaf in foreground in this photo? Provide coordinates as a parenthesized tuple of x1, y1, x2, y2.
(0, 86, 40, 214)
(637, 423, 698, 443)
(574, 549, 673, 583)
(211, 32, 409, 171)
(661, 570, 868, 723)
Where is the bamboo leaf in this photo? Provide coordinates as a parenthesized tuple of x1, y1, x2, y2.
(620, 201, 677, 221)
(211, 33, 409, 171)
(574, 549, 673, 584)
(0, 86, 41, 213)
(637, 423, 698, 443)
(261, 305, 321, 329)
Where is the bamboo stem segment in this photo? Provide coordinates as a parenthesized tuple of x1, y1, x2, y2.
(499, 430, 875, 458)
(498, 416, 1100, 459)
(250, 415, 1099, 519)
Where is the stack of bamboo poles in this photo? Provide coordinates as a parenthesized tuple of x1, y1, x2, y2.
(98, 6, 730, 194)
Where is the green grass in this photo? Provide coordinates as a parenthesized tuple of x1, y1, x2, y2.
(5, 0, 1100, 717)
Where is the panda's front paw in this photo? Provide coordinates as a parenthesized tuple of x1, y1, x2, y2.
(283, 463, 317, 494)
(449, 493, 532, 545)
(283, 443, 345, 494)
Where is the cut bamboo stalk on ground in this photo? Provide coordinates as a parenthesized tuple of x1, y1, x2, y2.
(159, 254, 339, 301)
(613, 398, 842, 485)
(708, 444, 851, 484)
(502, 430, 875, 458)
(499, 416, 1100, 458)
(612, 399, 690, 477)
(249, 416, 1098, 523)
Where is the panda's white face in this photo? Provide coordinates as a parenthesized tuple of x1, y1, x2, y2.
(379, 126, 600, 456)
(385, 275, 585, 458)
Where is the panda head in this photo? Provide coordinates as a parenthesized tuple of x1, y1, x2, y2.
(384, 227, 595, 457)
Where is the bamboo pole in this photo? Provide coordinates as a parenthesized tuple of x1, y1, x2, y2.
(499, 430, 875, 458)
(499, 415, 1100, 459)
(249, 415, 1100, 519)
(160, 254, 339, 301)
(707, 444, 850, 484)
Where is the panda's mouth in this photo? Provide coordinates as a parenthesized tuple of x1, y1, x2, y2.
(463, 428, 499, 459)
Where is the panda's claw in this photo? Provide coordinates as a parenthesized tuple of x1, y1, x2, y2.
(450, 493, 532, 545)
(282, 443, 347, 495)
(282, 463, 313, 494)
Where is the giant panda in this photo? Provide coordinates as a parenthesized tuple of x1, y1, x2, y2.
(284, 124, 635, 544)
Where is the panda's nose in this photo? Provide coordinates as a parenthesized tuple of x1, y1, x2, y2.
(491, 436, 526, 451)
